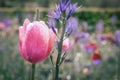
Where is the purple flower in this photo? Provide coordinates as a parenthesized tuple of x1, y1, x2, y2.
(47, 5, 61, 19)
(115, 30, 120, 43)
(111, 15, 117, 24)
(96, 20, 104, 33)
(84, 47, 95, 53)
(86, 64, 92, 69)
(67, 3, 78, 19)
(2, 18, 13, 27)
(97, 34, 105, 42)
(59, 0, 71, 12)
(75, 31, 90, 44)
(82, 21, 88, 28)
(93, 60, 101, 65)
(65, 17, 78, 36)
(47, 19, 57, 34)
(81, 21, 88, 31)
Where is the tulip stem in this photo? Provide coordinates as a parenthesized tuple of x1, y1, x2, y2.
(31, 64, 36, 80)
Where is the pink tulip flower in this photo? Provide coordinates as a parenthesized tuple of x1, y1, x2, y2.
(19, 19, 55, 63)
(62, 38, 74, 52)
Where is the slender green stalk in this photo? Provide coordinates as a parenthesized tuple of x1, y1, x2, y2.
(31, 64, 36, 80)
(55, 12, 66, 80)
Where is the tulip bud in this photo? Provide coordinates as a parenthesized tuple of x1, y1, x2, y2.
(19, 19, 55, 63)
(62, 38, 74, 52)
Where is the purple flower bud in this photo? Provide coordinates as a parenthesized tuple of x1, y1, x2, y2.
(47, 19, 57, 34)
(67, 3, 78, 19)
(60, 0, 71, 12)
(65, 17, 78, 36)
(47, 5, 61, 19)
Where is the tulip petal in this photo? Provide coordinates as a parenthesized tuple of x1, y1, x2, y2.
(24, 21, 49, 63)
(23, 19, 30, 31)
(19, 26, 27, 60)
(45, 29, 55, 57)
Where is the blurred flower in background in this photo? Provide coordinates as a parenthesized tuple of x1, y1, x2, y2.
(97, 34, 105, 42)
(84, 42, 98, 53)
(74, 31, 90, 44)
(111, 15, 117, 25)
(81, 21, 88, 31)
(0, 22, 6, 30)
(96, 20, 104, 33)
(82, 64, 92, 75)
(2, 18, 13, 27)
(91, 51, 101, 65)
(115, 30, 120, 44)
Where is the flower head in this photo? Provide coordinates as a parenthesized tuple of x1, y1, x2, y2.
(81, 21, 88, 31)
(115, 30, 120, 43)
(59, 0, 71, 12)
(96, 20, 104, 33)
(65, 17, 78, 36)
(105, 33, 115, 44)
(47, 5, 61, 19)
(74, 31, 90, 44)
(85, 42, 98, 53)
(67, 3, 78, 19)
(111, 15, 117, 24)
(97, 34, 105, 42)
(91, 53, 101, 65)
(19, 19, 55, 63)
(2, 18, 13, 27)
(0, 22, 6, 30)
(47, 19, 57, 34)
(62, 38, 74, 52)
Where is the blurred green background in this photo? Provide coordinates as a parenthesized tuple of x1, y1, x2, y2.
(0, 0, 120, 8)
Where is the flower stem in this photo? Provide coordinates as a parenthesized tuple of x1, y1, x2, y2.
(31, 64, 36, 80)
(55, 12, 66, 80)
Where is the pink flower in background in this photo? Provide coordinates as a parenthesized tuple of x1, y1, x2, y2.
(19, 19, 55, 63)
(105, 33, 115, 44)
(62, 38, 74, 52)
(0, 22, 6, 30)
